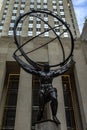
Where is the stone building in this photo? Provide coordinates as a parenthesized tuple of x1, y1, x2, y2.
(0, 0, 80, 37)
(0, 0, 87, 130)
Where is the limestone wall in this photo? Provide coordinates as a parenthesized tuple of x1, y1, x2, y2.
(0, 37, 87, 130)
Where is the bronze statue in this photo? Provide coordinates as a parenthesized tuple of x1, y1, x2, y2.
(13, 9, 74, 125)
(13, 54, 74, 124)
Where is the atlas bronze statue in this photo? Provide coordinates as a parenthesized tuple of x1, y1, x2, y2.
(13, 9, 74, 124)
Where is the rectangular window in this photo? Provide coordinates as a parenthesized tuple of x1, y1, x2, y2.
(28, 31, 33, 36)
(62, 75, 76, 130)
(1, 74, 20, 130)
(44, 31, 49, 37)
(8, 31, 13, 35)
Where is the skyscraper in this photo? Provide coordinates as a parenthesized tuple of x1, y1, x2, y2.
(0, 0, 80, 38)
(0, 1, 87, 130)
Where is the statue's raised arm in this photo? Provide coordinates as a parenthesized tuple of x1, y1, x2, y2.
(52, 58, 75, 77)
(13, 53, 40, 76)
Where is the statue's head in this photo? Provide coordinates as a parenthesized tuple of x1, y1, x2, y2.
(44, 63, 50, 72)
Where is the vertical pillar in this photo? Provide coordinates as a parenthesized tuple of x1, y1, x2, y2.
(15, 69, 32, 130)
(0, 61, 6, 129)
(48, 41, 67, 130)
(0, 61, 6, 103)
(74, 47, 87, 130)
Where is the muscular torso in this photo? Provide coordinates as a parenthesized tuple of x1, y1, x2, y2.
(38, 71, 57, 102)
(38, 72, 54, 97)
(39, 71, 53, 85)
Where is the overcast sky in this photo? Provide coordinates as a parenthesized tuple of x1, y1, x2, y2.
(72, 0, 87, 33)
(0, 0, 87, 33)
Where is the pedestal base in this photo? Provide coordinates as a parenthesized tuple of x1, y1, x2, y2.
(35, 120, 61, 130)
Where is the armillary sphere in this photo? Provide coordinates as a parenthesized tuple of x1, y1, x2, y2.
(13, 9, 74, 73)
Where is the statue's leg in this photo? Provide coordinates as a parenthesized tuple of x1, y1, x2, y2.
(50, 88, 60, 124)
(37, 92, 45, 121)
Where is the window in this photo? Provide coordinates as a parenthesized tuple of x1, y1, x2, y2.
(43, 3, 47, 5)
(60, 9, 64, 12)
(60, 12, 64, 15)
(28, 31, 33, 36)
(16, 31, 22, 35)
(29, 20, 33, 24)
(36, 24, 41, 28)
(30, 4, 34, 8)
(44, 0, 47, 2)
(36, 31, 41, 35)
(14, 2, 19, 4)
(12, 13, 16, 16)
(1, 74, 20, 130)
(64, 32, 68, 37)
(29, 17, 34, 20)
(44, 31, 49, 37)
(61, 15, 65, 18)
(55, 28, 60, 32)
(11, 20, 15, 23)
(29, 24, 33, 28)
(21, 2, 25, 4)
(37, 13, 41, 17)
(28, 28, 33, 31)
(53, 8, 57, 12)
(21, 4, 25, 8)
(13, 10, 17, 13)
(62, 75, 76, 130)
(59, 6, 63, 9)
(18, 23, 22, 27)
(9, 27, 14, 30)
(59, 1, 63, 4)
(12, 16, 16, 20)
(37, 0, 41, 2)
(36, 28, 41, 31)
(54, 21, 59, 25)
(43, 5, 47, 9)
(59, 3, 63, 6)
(53, 5, 57, 9)
(20, 10, 24, 14)
(0, 29, 2, 33)
(14, 4, 18, 7)
(37, 2, 41, 5)
(62, 18, 66, 22)
(36, 21, 41, 24)
(0, 26, 3, 29)
(44, 17, 48, 21)
(8, 31, 13, 35)
(62, 74, 83, 130)
(13, 7, 18, 10)
(44, 24, 48, 29)
(30, 2, 34, 5)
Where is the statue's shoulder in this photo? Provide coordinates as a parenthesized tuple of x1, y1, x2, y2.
(39, 71, 46, 77)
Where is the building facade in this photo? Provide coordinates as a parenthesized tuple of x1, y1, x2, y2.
(0, 0, 80, 38)
(0, 1, 87, 130)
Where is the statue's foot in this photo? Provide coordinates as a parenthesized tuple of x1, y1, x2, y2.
(53, 116, 60, 125)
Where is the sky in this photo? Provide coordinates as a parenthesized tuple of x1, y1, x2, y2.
(0, 0, 87, 33)
(72, 0, 87, 33)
